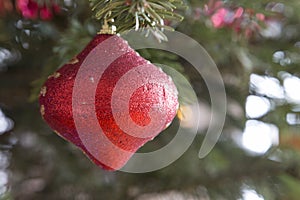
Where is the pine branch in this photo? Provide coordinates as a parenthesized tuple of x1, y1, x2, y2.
(89, 0, 185, 41)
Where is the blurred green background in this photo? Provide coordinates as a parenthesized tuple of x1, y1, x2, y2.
(1, 0, 300, 199)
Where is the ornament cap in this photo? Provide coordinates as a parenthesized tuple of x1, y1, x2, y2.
(98, 16, 117, 35)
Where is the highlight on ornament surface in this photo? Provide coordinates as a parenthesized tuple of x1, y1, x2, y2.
(39, 32, 179, 171)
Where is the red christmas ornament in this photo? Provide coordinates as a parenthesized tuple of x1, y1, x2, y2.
(39, 33, 179, 170)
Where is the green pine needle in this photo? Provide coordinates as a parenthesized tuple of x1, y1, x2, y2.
(89, 0, 185, 41)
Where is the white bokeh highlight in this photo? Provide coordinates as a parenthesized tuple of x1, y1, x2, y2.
(242, 120, 279, 154)
(0, 109, 13, 134)
(241, 188, 264, 200)
(246, 95, 271, 118)
(286, 113, 300, 125)
(250, 74, 284, 99)
(284, 75, 300, 104)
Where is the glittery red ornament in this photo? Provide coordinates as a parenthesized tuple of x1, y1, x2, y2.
(39, 34, 179, 170)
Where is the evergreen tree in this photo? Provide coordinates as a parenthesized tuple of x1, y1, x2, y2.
(0, 0, 300, 199)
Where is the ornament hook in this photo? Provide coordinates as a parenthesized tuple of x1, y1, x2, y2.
(99, 11, 117, 34)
